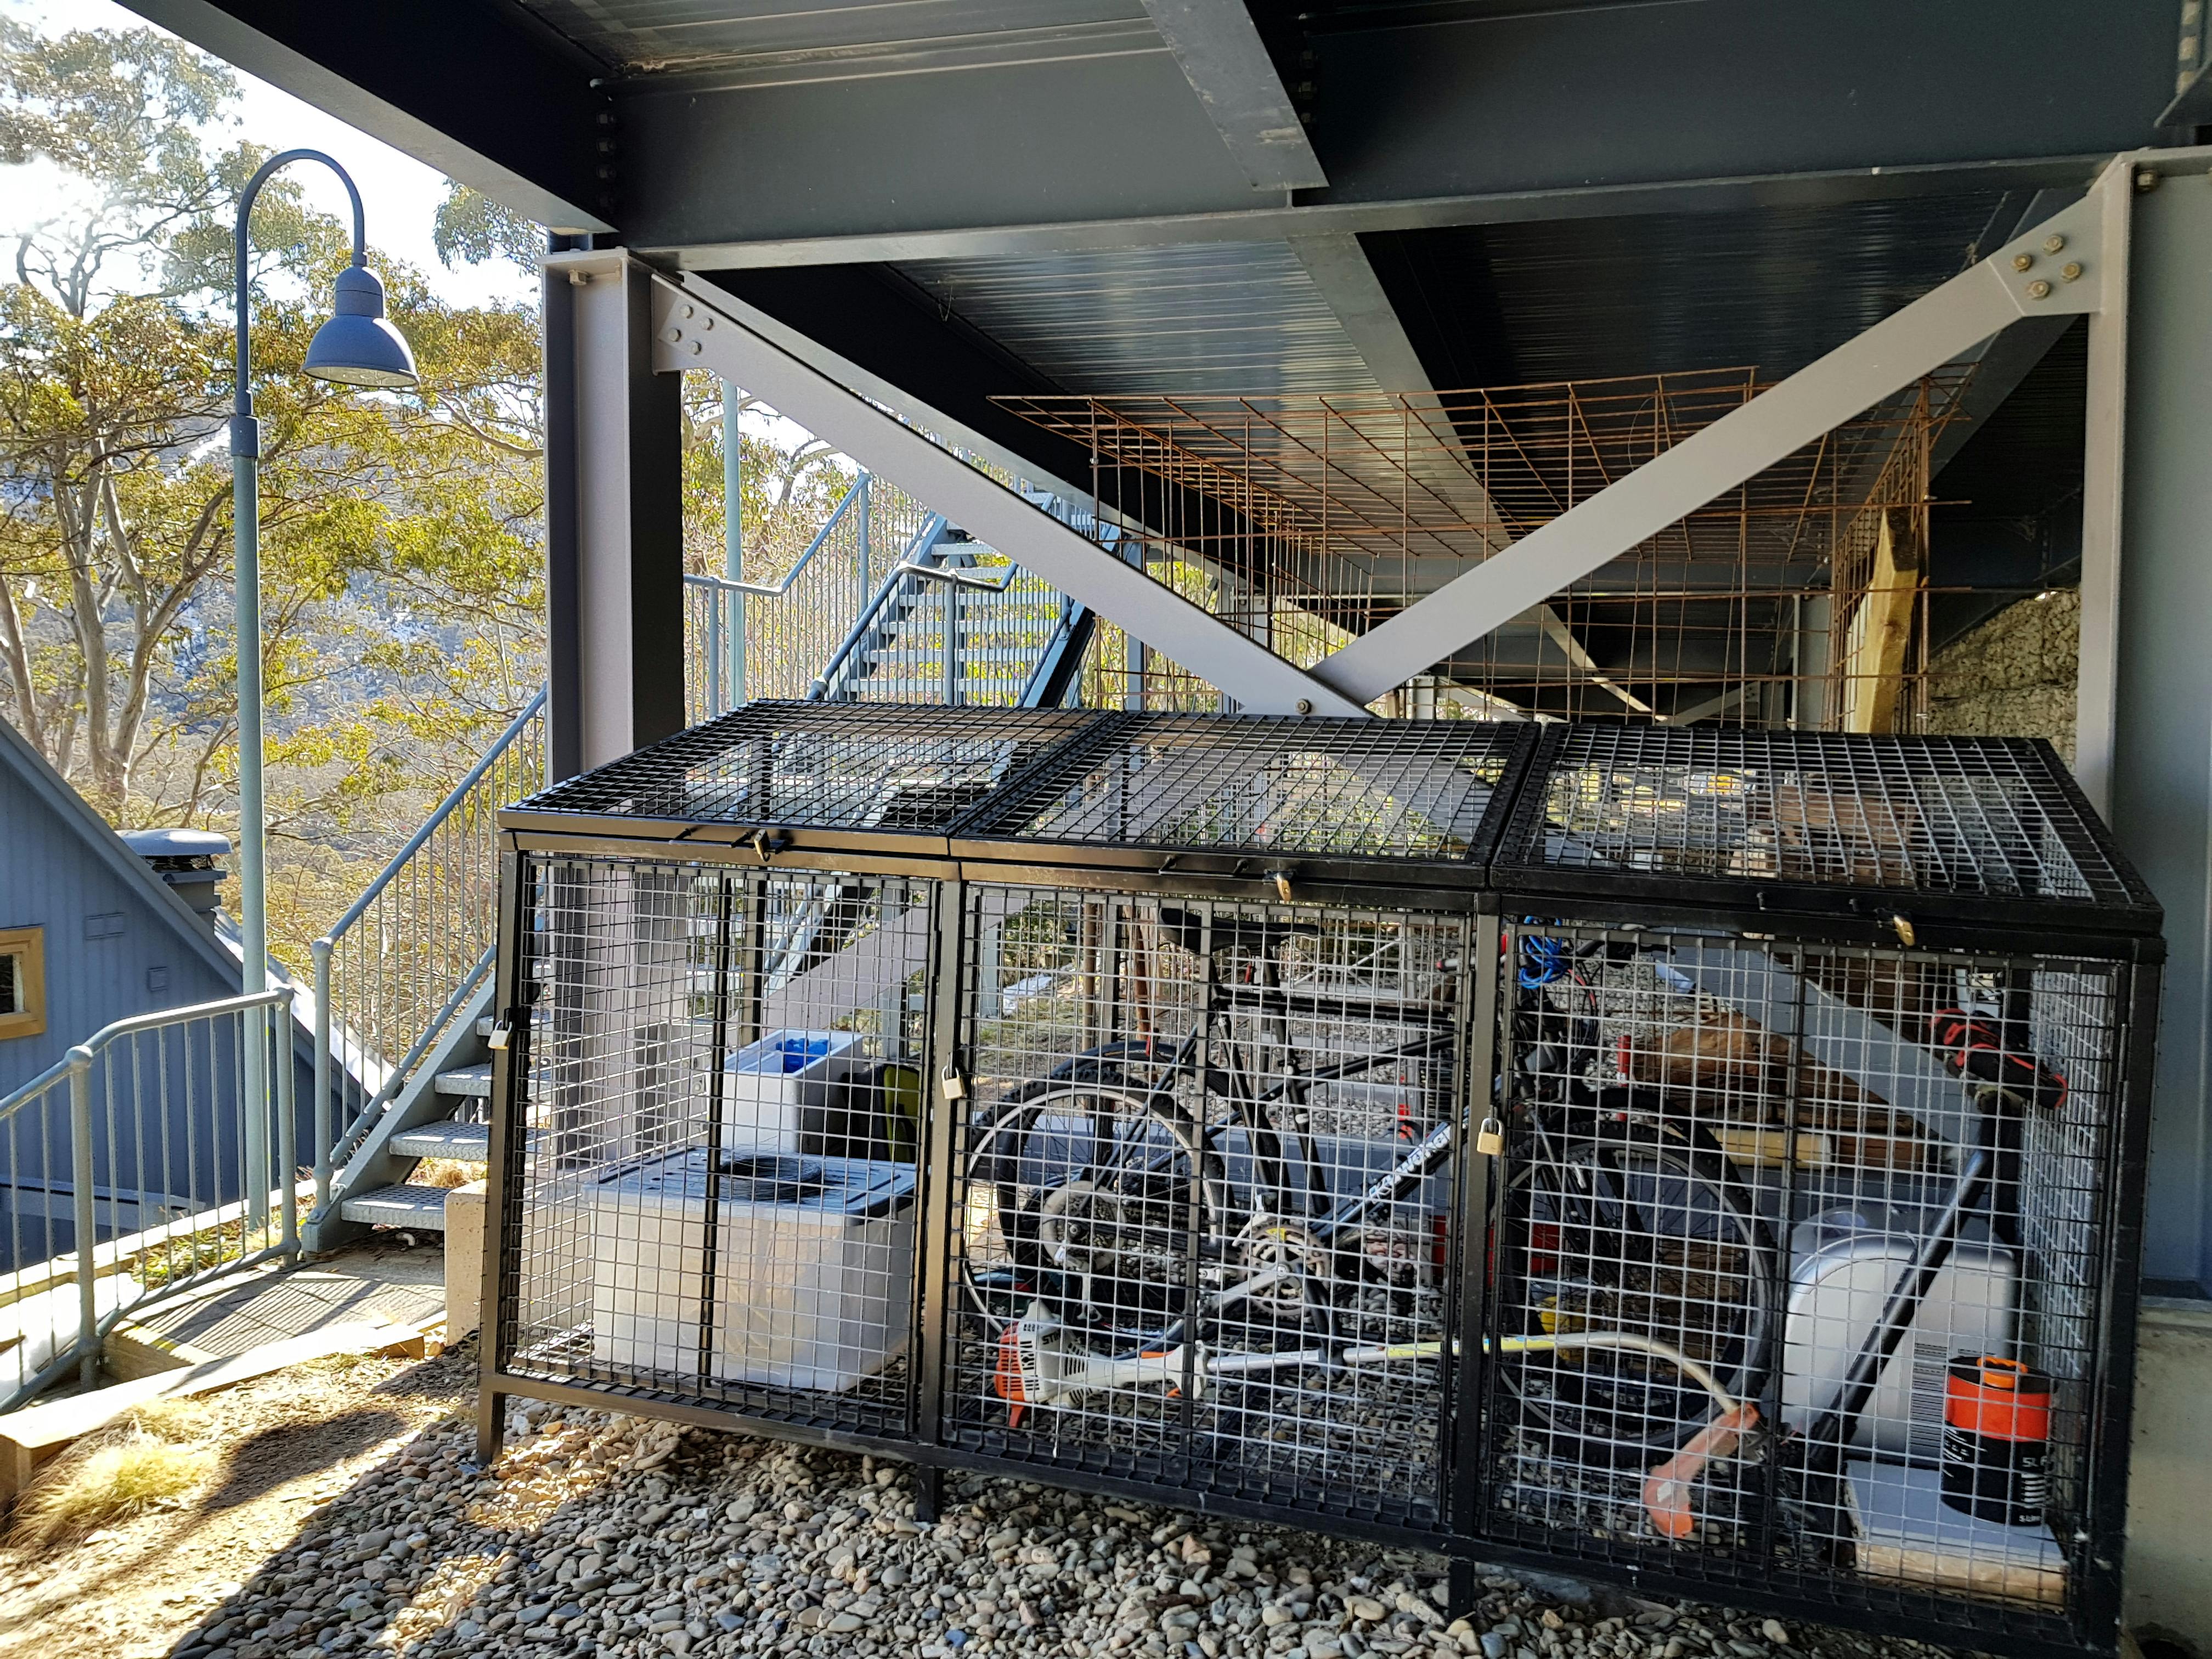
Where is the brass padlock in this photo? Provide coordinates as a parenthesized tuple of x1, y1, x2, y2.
(940, 1063, 968, 1102)
(486, 1018, 514, 1053)
(1475, 1115, 1505, 1158)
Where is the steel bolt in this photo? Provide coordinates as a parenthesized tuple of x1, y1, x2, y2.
(2061, 262, 2084, 282)
(1294, 698, 1313, 715)
(690, 341, 703, 356)
(2136, 168, 2162, 193)
(2025, 279, 2052, 300)
(2044, 234, 2066, 255)
(2012, 253, 2035, 272)
(682, 303, 696, 319)
(663, 326, 683, 342)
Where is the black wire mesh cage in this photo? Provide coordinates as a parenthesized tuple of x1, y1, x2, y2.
(487, 701, 1526, 1539)
(483, 707, 2158, 1656)
(495, 853, 940, 1439)
(1479, 726, 2159, 1654)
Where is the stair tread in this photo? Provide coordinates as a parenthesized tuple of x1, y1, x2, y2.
(434, 1063, 493, 1096)
(391, 1119, 491, 1161)
(340, 1184, 456, 1228)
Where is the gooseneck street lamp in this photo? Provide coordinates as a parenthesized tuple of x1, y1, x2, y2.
(232, 151, 416, 1225)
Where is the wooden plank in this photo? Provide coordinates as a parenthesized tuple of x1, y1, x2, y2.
(0, 1318, 422, 1499)
(1839, 510, 1922, 734)
(101, 1321, 219, 1383)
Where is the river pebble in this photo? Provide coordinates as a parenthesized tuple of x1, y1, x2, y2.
(154, 1393, 1979, 1659)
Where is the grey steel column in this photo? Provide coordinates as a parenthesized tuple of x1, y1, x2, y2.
(2106, 157, 2212, 1293)
(543, 249, 685, 776)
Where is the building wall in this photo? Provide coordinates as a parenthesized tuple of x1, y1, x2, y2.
(0, 764, 241, 1101)
(1922, 588, 2081, 764)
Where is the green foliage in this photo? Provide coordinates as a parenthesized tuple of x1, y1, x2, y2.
(433, 182, 543, 274)
(678, 372, 851, 579)
(0, 19, 543, 968)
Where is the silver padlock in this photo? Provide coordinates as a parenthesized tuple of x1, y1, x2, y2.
(1475, 1115, 1505, 1158)
(486, 1018, 514, 1053)
(940, 1063, 968, 1102)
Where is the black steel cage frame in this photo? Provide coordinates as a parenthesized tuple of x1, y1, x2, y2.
(475, 703, 2157, 1659)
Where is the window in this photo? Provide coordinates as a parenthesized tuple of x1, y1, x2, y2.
(0, 926, 47, 1040)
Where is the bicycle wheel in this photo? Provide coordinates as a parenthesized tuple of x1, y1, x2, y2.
(960, 1078, 1229, 1352)
(1496, 1116, 1777, 1462)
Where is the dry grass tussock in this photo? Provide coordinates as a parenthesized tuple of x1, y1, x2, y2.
(9, 1401, 220, 1547)
(410, 1159, 481, 1192)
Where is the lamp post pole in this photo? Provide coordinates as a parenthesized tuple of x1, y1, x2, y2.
(231, 150, 415, 1230)
(721, 381, 746, 709)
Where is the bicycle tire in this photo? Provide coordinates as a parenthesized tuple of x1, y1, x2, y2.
(960, 1078, 1230, 1351)
(1494, 1115, 1778, 1463)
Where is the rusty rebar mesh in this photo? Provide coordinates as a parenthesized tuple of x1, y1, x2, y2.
(1000, 370, 1971, 726)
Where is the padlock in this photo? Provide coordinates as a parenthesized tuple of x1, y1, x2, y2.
(940, 1063, 968, 1102)
(1475, 1115, 1505, 1157)
(486, 1018, 514, 1053)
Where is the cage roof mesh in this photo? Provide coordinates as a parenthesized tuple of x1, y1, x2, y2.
(968, 714, 1527, 862)
(1496, 725, 2156, 923)
(513, 702, 1099, 835)
(511, 702, 1527, 864)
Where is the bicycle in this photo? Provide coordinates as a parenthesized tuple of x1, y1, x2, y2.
(959, 905, 1468, 1415)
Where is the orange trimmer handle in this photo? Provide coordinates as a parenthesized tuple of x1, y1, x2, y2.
(1643, 1403, 1761, 1541)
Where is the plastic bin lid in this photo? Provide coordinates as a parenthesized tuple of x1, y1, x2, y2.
(1492, 725, 2159, 934)
(596, 1148, 916, 1218)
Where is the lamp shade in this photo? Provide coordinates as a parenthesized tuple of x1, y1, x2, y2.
(304, 264, 417, 388)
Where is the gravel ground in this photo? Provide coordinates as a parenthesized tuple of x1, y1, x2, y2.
(32, 1344, 1973, 1659)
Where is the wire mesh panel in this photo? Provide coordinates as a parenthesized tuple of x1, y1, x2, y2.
(941, 883, 1475, 1532)
(510, 702, 1099, 839)
(966, 714, 1530, 868)
(1494, 726, 2157, 934)
(1482, 918, 2138, 1646)
(495, 853, 938, 1437)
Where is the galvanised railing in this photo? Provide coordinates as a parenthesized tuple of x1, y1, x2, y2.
(310, 691, 545, 1214)
(809, 489, 1098, 708)
(0, 987, 298, 1408)
(685, 471, 941, 721)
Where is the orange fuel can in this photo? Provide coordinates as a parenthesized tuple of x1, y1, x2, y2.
(1940, 1355, 2052, 1526)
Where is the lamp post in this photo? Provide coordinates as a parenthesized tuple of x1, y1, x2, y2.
(232, 150, 416, 1228)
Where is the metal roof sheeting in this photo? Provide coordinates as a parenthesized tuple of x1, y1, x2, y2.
(517, 0, 1156, 80)
(894, 242, 1378, 397)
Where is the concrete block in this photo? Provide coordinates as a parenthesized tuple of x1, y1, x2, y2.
(444, 1180, 488, 1336)
(2125, 1297, 2212, 1650)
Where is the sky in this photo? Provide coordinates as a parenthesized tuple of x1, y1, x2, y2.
(1, 0, 540, 311)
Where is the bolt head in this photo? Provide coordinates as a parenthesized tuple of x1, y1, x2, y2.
(690, 340, 703, 356)
(1294, 698, 1313, 715)
(2012, 253, 2035, 272)
(2025, 279, 2052, 300)
(2061, 262, 2083, 282)
(663, 326, 683, 343)
(2044, 234, 2067, 255)
(2136, 168, 2161, 193)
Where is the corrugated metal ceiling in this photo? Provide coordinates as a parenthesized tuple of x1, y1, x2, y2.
(514, 0, 1158, 78)
(1370, 192, 2025, 386)
(894, 242, 1378, 397)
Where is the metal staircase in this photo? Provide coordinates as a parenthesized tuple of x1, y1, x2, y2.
(812, 493, 1105, 710)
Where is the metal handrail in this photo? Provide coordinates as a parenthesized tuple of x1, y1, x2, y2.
(0, 986, 297, 1403)
(310, 690, 545, 1214)
(681, 472, 866, 600)
(809, 513, 951, 701)
(319, 689, 546, 944)
(316, 945, 494, 1193)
